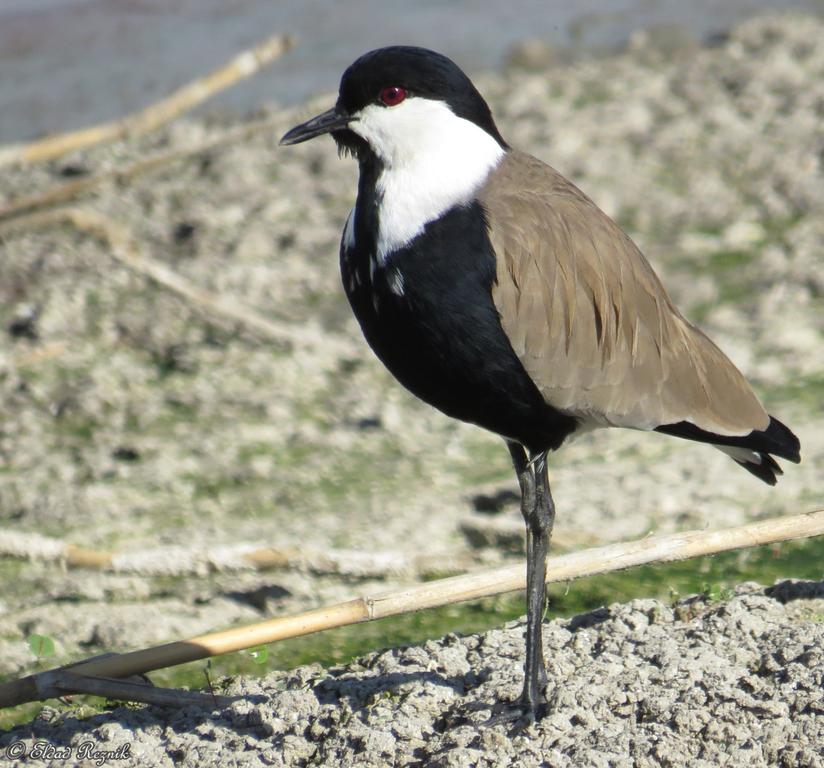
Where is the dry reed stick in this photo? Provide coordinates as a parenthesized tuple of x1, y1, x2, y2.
(37, 671, 235, 710)
(1, 508, 821, 709)
(0, 35, 295, 169)
(0, 117, 281, 222)
(9, 342, 68, 369)
(0, 208, 325, 349)
(0, 529, 469, 578)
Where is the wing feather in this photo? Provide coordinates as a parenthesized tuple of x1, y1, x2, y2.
(479, 151, 769, 435)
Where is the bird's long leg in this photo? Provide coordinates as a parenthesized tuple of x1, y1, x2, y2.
(505, 442, 555, 721)
(522, 449, 553, 716)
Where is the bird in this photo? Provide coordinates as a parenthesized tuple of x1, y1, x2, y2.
(280, 46, 801, 724)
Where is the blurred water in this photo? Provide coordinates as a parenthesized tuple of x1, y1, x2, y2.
(0, 0, 821, 143)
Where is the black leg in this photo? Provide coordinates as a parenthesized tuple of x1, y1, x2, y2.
(505, 441, 555, 722)
(522, 450, 553, 716)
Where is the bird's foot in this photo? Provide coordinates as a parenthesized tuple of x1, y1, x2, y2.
(483, 694, 548, 731)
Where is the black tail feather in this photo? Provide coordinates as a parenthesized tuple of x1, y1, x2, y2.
(734, 452, 783, 486)
(657, 416, 800, 462)
(656, 415, 801, 486)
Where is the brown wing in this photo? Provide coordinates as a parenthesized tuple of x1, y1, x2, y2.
(479, 150, 769, 436)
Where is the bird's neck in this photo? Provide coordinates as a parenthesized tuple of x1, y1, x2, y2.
(356, 128, 505, 264)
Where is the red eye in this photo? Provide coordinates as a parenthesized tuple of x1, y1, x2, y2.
(379, 86, 407, 107)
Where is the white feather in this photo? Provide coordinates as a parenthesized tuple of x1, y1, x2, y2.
(349, 98, 505, 261)
(389, 269, 405, 297)
(716, 445, 762, 464)
(343, 206, 356, 250)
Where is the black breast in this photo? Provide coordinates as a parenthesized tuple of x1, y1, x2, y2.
(340, 201, 577, 453)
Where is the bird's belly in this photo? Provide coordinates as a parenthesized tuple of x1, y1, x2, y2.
(345, 279, 575, 452)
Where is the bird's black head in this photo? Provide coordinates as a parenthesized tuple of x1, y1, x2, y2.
(280, 46, 507, 161)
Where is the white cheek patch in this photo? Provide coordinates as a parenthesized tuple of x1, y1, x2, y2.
(349, 98, 505, 261)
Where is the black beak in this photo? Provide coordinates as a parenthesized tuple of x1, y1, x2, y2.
(279, 106, 350, 146)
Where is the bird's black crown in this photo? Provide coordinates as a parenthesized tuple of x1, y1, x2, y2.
(333, 46, 507, 156)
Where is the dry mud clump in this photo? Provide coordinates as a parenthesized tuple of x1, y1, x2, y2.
(0, 12, 823, 762)
(2, 582, 823, 766)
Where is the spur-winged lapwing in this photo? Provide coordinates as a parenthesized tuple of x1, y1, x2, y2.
(280, 46, 801, 723)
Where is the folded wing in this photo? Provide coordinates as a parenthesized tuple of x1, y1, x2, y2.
(479, 150, 770, 437)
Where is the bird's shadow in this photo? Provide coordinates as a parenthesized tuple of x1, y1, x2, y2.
(316, 668, 469, 708)
(765, 578, 824, 603)
(319, 668, 529, 733)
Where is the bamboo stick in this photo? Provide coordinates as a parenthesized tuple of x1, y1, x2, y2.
(1, 508, 821, 710)
(0, 34, 295, 169)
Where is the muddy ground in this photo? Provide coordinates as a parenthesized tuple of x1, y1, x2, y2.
(0, 12, 823, 766)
